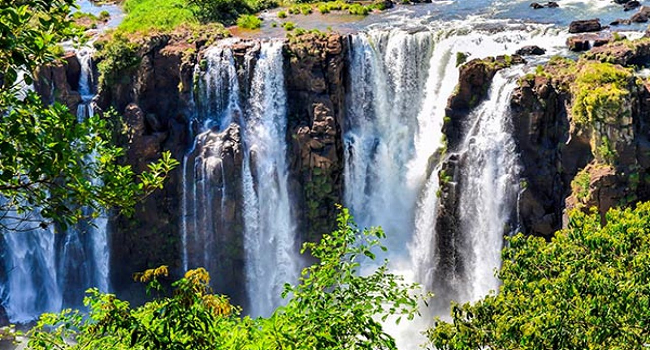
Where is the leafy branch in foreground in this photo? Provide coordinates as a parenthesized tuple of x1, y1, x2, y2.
(27, 208, 425, 349)
(0, 0, 180, 231)
(428, 203, 650, 350)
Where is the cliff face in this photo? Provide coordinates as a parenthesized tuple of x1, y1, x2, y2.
(87, 32, 347, 301)
(40, 30, 650, 304)
(511, 52, 650, 237)
(96, 32, 201, 300)
(284, 33, 347, 242)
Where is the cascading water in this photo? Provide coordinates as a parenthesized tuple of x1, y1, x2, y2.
(242, 41, 299, 318)
(344, 25, 565, 348)
(182, 40, 299, 317)
(0, 47, 109, 322)
(455, 68, 522, 303)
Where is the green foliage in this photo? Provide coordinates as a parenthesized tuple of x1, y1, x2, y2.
(96, 32, 142, 87)
(188, 0, 276, 25)
(236, 14, 262, 29)
(596, 136, 617, 165)
(277, 9, 287, 17)
(455, 52, 468, 67)
(571, 168, 591, 202)
(28, 209, 423, 349)
(428, 202, 650, 349)
(348, 3, 371, 15)
(282, 21, 296, 31)
(99, 10, 111, 21)
(318, 3, 330, 13)
(571, 61, 632, 126)
(0, 0, 179, 231)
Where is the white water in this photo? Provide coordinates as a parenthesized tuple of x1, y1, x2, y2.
(182, 40, 299, 317)
(456, 69, 522, 303)
(344, 26, 558, 348)
(242, 41, 299, 318)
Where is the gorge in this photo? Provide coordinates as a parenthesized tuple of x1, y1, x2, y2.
(3, 0, 650, 348)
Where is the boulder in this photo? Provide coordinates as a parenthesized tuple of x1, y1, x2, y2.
(567, 32, 624, 52)
(624, 0, 641, 11)
(569, 19, 602, 33)
(516, 45, 546, 55)
(631, 6, 650, 22)
(610, 18, 632, 26)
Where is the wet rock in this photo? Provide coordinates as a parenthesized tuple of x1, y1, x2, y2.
(610, 18, 632, 26)
(567, 32, 624, 52)
(584, 38, 650, 66)
(445, 55, 525, 148)
(33, 51, 82, 111)
(631, 6, 650, 22)
(530, 2, 558, 8)
(285, 33, 347, 240)
(569, 19, 602, 33)
(516, 45, 546, 55)
(624, 0, 640, 11)
(0, 306, 8, 327)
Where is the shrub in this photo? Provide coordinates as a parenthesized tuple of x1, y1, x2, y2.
(96, 32, 141, 87)
(236, 14, 262, 29)
(429, 202, 650, 349)
(571, 61, 632, 126)
(300, 4, 313, 14)
(98, 10, 111, 21)
(278, 10, 287, 18)
(318, 3, 330, 13)
(348, 3, 370, 15)
(282, 21, 295, 31)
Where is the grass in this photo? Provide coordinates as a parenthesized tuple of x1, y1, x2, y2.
(237, 14, 262, 29)
(121, 0, 197, 33)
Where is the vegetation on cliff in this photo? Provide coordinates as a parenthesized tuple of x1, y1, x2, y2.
(0, 0, 178, 230)
(27, 208, 423, 350)
(428, 202, 650, 349)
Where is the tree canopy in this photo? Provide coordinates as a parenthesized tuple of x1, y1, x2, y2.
(0, 0, 178, 231)
(428, 203, 650, 350)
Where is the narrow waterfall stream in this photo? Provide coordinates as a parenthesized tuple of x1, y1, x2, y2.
(182, 40, 300, 317)
(456, 69, 522, 303)
(242, 41, 300, 318)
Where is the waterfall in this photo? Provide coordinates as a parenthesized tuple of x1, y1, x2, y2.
(344, 26, 561, 348)
(242, 41, 299, 318)
(0, 47, 109, 323)
(183, 40, 299, 316)
(456, 69, 522, 302)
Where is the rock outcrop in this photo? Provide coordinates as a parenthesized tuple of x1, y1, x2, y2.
(511, 54, 650, 237)
(445, 55, 525, 149)
(284, 33, 347, 241)
(567, 32, 624, 52)
(96, 31, 214, 302)
(33, 52, 82, 111)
